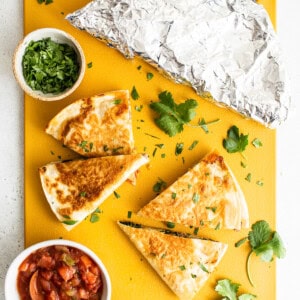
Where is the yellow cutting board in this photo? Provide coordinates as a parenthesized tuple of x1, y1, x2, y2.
(24, 1, 277, 299)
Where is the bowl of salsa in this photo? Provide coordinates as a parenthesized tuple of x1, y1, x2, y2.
(5, 239, 111, 300)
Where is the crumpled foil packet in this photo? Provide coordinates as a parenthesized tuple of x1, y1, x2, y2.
(66, 0, 290, 128)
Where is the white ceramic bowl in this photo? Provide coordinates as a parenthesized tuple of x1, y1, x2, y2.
(13, 27, 86, 101)
(5, 239, 111, 300)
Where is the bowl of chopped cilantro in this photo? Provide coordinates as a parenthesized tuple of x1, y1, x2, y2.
(13, 27, 85, 101)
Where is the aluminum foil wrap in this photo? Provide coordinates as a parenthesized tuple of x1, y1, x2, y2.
(66, 0, 290, 127)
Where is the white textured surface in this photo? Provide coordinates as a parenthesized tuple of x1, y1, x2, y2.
(0, 1, 299, 299)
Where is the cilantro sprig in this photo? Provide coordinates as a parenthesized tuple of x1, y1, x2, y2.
(223, 125, 248, 154)
(150, 91, 198, 137)
(235, 220, 286, 286)
(215, 279, 256, 300)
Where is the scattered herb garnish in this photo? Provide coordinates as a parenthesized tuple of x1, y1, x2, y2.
(144, 133, 160, 139)
(256, 180, 264, 186)
(235, 220, 286, 286)
(22, 38, 79, 94)
(135, 105, 143, 112)
(155, 143, 164, 149)
(37, 0, 53, 4)
(240, 161, 247, 168)
(90, 208, 102, 223)
(87, 61, 93, 68)
(61, 215, 77, 226)
(147, 72, 154, 81)
(131, 85, 140, 100)
(166, 221, 176, 229)
(175, 142, 184, 156)
(205, 206, 217, 213)
(113, 191, 121, 199)
(192, 193, 200, 204)
(252, 138, 263, 148)
(215, 279, 256, 300)
(198, 118, 220, 134)
(127, 211, 132, 219)
(150, 91, 198, 137)
(78, 140, 93, 153)
(179, 265, 186, 271)
(223, 125, 248, 154)
(171, 192, 177, 199)
(199, 263, 209, 273)
(245, 173, 252, 182)
(188, 140, 199, 150)
(153, 178, 167, 193)
(114, 99, 122, 105)
(137, 65, 142, 70)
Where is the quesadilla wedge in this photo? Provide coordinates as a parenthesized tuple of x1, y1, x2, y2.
(118, 221, 227, 299)
(45, 90, 135, 157)
(137, 150, 249, 230)
(39, 153, 149, 230)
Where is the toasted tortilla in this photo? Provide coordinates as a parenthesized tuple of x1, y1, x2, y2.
(45, 90, 135, 157)
(39, 154, 149, 230)
(137, 150, 249, 230)
(118, 221, 227, 299)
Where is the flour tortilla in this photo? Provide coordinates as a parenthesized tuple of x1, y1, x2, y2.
(39, 154, 149, 230)
(137, 150, 249, 230)
(45, 90, 135, 157)
(118, 221, 227, 299)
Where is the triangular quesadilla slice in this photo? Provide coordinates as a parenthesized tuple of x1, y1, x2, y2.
(39, 154, 149, 230)
(118, 221, 227, 299)
(137, 150, 249, 230)
(45, 90, 135, 157)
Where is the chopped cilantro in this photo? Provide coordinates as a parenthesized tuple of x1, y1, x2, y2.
(37, 0, 53, 4)
(179, 265, 186, 271)
(149, 91, 198, 137)
(252, 138, 263, 148)
(237, 220, 286, 286)
(241, 161, 247, 168)
(223, 125, 248, 154)
(90, 208, 102, 224)
(175, 142, 184, 156)
(131, 85, 140, 100)
(245, 173, 252, 182)
(113, 191, 121, 199)
(153, 178, 167, 193)
(199, 263, 209, 273)
(137, 65, 142, 70)
(191, 274, 197, 279)
(166, 221, 175, 229)
(256, 180, 264, 186)
(193, 227, 199, 235)
(22, 38, 79, 94)
(155, 143, 165, 149)
(198, 118, 220, 133)
(188, 140, 199, 150)
(87, 61, 93, 68)
(146, 72, 154, 80)
(171, 192, 177, 199)
(192, 193, 200, 204)
(135, 105, 143, 112)
(90, 214, 100, 223)
(127, 211, 132, 218)
(206, 206, 217, 213)
(62, 219, 77, 225)
(215, 279, 256, 300)
(114, 99, 122, 105)
(152, 147, 157, 157)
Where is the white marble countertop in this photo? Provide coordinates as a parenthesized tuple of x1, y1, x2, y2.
(1, 1, 299, 299)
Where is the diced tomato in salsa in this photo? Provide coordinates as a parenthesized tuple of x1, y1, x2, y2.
(17, 245, 103, 300)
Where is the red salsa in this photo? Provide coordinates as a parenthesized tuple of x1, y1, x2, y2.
(17, 245, 103, 300)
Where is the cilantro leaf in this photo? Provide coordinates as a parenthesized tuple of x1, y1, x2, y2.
(215, 279, 256, 300)
(223, 125, 248, 153)
(215, 279, 240, 300)
(150, 91, 198, 137)
(237, 220, 286, 286)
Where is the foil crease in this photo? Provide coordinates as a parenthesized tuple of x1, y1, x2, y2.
(66, 0, 290, 127)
